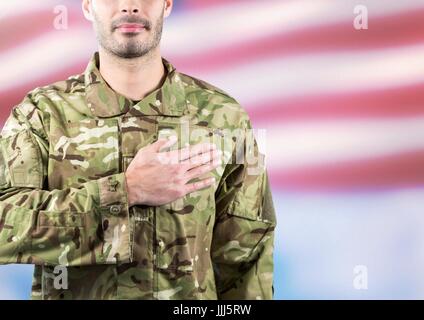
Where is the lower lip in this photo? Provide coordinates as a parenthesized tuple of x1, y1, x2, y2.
(118, 26, 145, 33)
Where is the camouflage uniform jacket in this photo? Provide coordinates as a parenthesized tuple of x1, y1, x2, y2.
(0, 52, 277, 300)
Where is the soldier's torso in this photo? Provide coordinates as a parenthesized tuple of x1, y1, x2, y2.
(30, 71, 241, 300)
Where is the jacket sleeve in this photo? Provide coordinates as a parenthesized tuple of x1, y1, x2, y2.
(212, 118, 277, 300)
(0, 100, 132, 267)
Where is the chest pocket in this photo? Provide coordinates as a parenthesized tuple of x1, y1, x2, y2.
(121, 115, 158, 172)
(48, 119, 120, 189)
(156, 120, 233, 214)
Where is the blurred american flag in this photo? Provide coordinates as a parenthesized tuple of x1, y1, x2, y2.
(1, 0, 424, 299)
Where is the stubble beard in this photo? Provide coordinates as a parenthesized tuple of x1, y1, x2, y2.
(94, 13, 164, 59)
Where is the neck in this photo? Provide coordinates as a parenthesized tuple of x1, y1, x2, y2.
(98, 47, 166, 101)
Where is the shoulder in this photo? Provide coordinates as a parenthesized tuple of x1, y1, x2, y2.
(17, 71, 85, 109)
(4, 73, 85, 138)
(177, 72, 251, 130)
(26, 72, 85, 108)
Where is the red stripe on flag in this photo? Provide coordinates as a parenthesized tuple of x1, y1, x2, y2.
(181, 0, 247, 11)
(247, 83, 424, 123)
(269, 149, 424, 191)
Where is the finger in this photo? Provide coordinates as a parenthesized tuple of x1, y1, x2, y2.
(156, 136, 178, 152)
(184, 160, 221, 182)
(181, 149, 222, 168)
(184, 177, 216, 194)
(169, 142, 217, 162)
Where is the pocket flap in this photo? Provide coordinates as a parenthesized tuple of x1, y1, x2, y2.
(0, 130, 43, 189)
(37, 211, 85, 228)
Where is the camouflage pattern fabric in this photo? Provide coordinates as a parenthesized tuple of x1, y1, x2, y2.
(0, 52, 277, 300)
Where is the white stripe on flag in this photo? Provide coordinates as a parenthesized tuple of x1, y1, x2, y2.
(264, 117, 424, 170)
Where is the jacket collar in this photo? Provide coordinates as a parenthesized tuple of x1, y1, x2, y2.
(84, 52, 187, 118)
